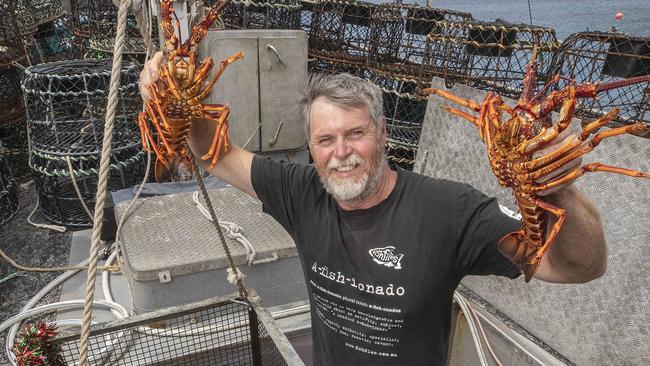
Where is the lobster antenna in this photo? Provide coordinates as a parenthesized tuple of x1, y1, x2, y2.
(173, 10, 182, 48)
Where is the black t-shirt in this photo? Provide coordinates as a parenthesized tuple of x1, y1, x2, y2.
(251, 155, 520, 365)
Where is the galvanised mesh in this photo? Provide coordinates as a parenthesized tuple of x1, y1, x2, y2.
(0, 142, 20, 226)
(554, 32, 650, 128)
(425, 20, 559, 99)
(0, 1, 26, 68)
(368, 71, 427, 171)
(12, 0, 65, 34)
(22, 60, 142, 156)
(51, 294, 301, 366)
(309, 0, 377, 66)
(218, 0, 302, 30)
(368, 3, 472, 85)
(31, 146, 146, 226)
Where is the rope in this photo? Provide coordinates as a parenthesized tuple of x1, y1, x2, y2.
(66, 156, 95, 221)
(0, 246, 115, 272)
(192, 191, 278, 266)
(192, 157, 248, 299)
(78, 0, 131, 363)
(26, 196, 67, 232)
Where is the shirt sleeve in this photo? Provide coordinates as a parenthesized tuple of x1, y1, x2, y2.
(454, 183, 521, 279)
(250, 155, 317, 235)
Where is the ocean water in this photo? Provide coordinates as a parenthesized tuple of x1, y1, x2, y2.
(408, 0, 650, 41)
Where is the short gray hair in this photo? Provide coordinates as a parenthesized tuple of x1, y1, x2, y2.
(299, 73, 384, 139)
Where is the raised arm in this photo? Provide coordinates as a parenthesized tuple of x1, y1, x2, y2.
(531, 128, 607, 283)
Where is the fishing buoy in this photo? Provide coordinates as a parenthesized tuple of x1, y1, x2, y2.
(615, 12, 624, 20)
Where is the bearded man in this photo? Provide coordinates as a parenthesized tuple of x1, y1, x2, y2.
(139, 61, 607, 365)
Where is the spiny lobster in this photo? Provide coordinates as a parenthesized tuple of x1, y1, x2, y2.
(423, 55, 650, 282)
(138, 0, 243, 182)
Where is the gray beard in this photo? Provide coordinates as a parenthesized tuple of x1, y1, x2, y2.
(321, 151, 386, 203)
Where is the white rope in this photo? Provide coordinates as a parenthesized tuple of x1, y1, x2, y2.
(192, 191, 278, 266)
(26, 196, 66, 232)
(66, 156, 95, 222)
(78, 0, 132, 363)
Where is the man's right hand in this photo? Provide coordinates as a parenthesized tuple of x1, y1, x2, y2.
(139, 51, 164, 102)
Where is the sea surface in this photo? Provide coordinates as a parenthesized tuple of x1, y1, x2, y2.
(387, 0, 650, 41)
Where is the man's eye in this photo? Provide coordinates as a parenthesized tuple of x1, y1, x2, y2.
(318, 137, 332, 145)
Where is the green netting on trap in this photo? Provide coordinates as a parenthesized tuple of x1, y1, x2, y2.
(554, 32, 650, 128)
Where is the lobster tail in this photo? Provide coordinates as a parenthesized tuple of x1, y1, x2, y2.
(497, 231, 541, 282)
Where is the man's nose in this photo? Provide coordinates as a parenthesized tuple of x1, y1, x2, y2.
(333, 136, 352, 159)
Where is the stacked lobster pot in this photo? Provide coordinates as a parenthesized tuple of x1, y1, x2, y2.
(554, 32, 650, 134)
(0, 141, 21, 226)
(369, 72, 428, 171)
(0, 1, 31, 182)
(425, 20, 559, 99)
(366, 3, 472, 171)
(70, 0, 157, 63)
(25, 13, 75, 63)
(21, 60, 146, 227)
(12, 0, 68, 64)
(219, 0, 302, 30)
(307, 0, 377, 77)
(367, 3, 472, 87)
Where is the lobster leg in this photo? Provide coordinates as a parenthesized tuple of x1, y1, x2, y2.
(522, 109, 619, 171)
(422, 88, 483, 112)
(139, 112, 160, 155)
(201, 106, 231, 169)
(530, 122, 649, 180)
(186, 58, 215, 96)
(533, 161, 650, 194)
(514, 86, 577, 156)
(194, 52, 244, 102)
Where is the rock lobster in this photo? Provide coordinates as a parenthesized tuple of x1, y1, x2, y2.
(423, 56, 650, 282)
(138, 0, 243, 181)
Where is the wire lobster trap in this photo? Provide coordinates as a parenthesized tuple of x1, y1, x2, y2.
(22, 59, 142, 156)
(553, 32, 650, 129)
(0, 1, 27, 68)
(307, 56, 367, 77)
(31, 145, 145, 226)
(0, 142, 20, 226)
(308, 0, 377, 66)
(12, 0, 65, 34)
(51, 292, 305, 365)
(219, 0, 302, 30)
(22, 59, 144, 226)
(0, 115, 31, 182)
(368, 71, 427, 171)
(298, 0, 316, 34)
(425, 20, 559, 99)
(70, 0, 157, 59)
(26, 15, 75, 63)
(367, 3, 472, 85)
